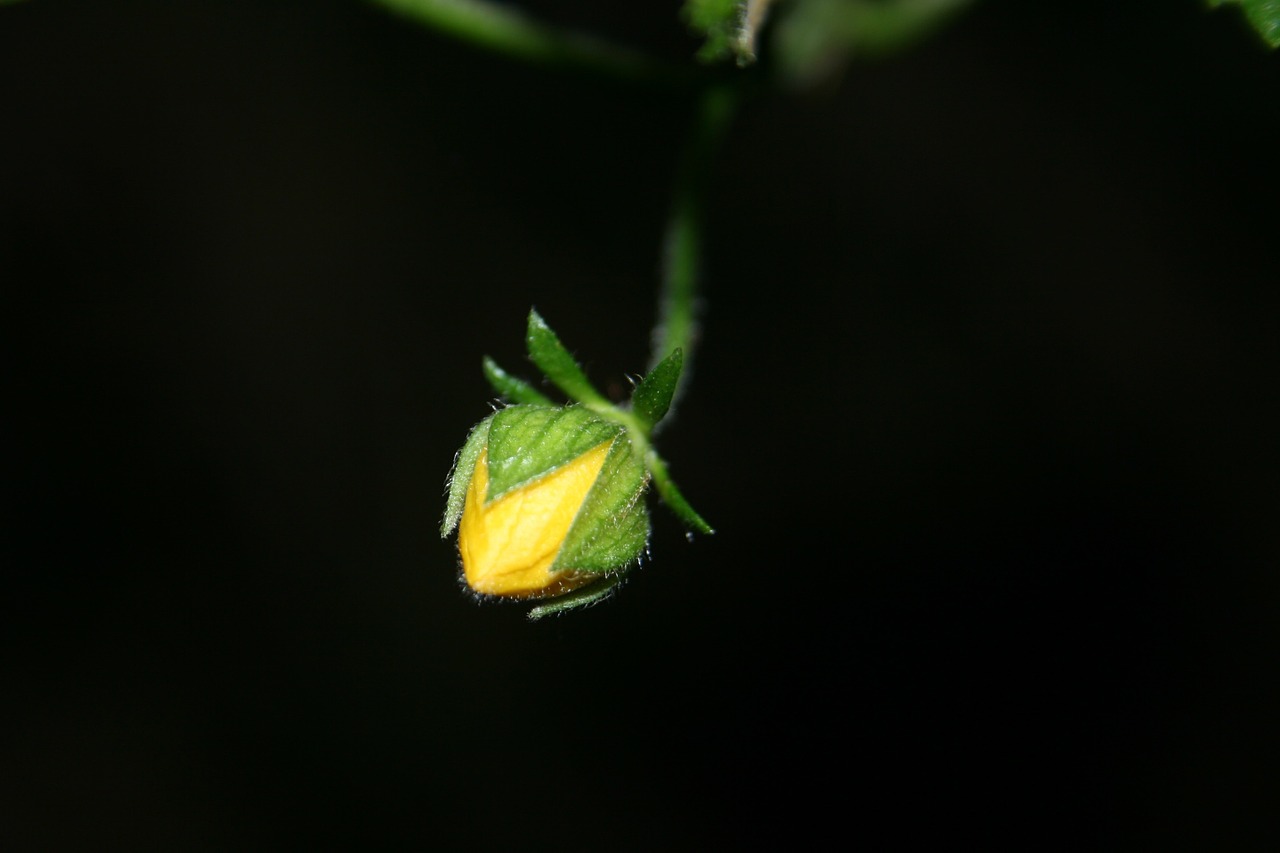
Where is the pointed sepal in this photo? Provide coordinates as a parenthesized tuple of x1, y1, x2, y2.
(482, 355, 553, 405)
(526, 309, 609, 407)
(553, 437, 650, 573)
(442, 415, 493, 537)
(631, 347, 683, 430)
(527, 573, 628, 620)
(646, 448, 713, 535)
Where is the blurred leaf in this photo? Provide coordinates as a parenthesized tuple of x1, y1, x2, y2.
(631, 348, 683, 430)
(684, 0, 776, 65)
(682, 0, 745, 62)
(367, 0, 682, 81)
(771, 0, 972, 87)
(1208, 0, 1280, 47)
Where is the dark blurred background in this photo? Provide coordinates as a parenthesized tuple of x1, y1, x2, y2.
(3, 0, 1278, 849)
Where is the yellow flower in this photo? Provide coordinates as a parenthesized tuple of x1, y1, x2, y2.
(458, 440, 613, 597)
(442, 404, 651, 605)
(442, 310, 710, 618)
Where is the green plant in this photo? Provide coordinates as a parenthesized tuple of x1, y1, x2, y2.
(355, 0, 1280, 617)
(13, 1, 1270, 617)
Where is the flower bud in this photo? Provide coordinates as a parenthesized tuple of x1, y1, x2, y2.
(442, 405, 650, 599)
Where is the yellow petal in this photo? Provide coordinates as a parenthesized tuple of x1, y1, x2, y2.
(458, 440, 613, 597)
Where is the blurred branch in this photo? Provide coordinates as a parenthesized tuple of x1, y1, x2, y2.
(771, 0, 973, 87)
(367, 0, 691, 82)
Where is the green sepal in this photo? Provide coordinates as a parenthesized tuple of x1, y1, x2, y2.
(527, 573, 629, 620)
(482, 355, 553, 405)
(525, 309, 609, 408)
(631, 347, 683, 431)
(554, 436, 650, 573)
(647, 449, 714, 535)
(483, 404, 622, 500)
(441, 414, 493, 537)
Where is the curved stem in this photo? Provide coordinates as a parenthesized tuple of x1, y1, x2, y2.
(649, 82, 740, 388)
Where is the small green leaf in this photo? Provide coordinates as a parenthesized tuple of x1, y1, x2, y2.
(527, 573, 628, 620)
(646, 449, 713, 535)
(632, 348, 684, 430)
(483, 405, 621, 499)
(482, 355, 553, 405)
(1208, 0, 1280, 47)
(525, 309, 610, 407)
(441, 414, 493, 537)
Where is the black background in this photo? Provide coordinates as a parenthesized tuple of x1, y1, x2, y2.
(4, 1, 1278, 849)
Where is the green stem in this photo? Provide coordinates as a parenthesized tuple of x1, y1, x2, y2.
(368, 0, 687, 83)
(649, 83, 740, 386)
